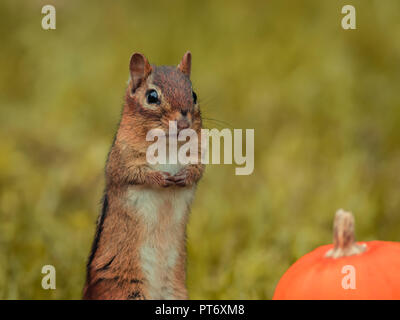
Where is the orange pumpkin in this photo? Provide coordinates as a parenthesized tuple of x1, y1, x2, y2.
(273, 209, 400, 300)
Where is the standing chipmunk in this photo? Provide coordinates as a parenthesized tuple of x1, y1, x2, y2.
(83, 51, 204, 300)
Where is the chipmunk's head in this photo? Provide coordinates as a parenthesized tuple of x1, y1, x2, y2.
(123, 51, 201, 144)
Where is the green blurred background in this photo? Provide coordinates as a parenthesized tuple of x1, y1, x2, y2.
(1, 0, 400, 299)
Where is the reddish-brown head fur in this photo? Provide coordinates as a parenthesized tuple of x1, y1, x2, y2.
(118, 52, 202, 154)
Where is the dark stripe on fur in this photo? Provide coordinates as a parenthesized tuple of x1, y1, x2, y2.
(97, 255, 116, 271)
(86, 194, 108, 280)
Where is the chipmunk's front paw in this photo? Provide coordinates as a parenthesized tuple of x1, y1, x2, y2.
(169, 169, 194, 187)
(146, 171, 174, 188)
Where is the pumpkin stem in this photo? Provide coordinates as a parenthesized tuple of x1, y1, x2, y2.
(325, 209, 367, 258)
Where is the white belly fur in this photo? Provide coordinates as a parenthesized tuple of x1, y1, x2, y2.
(125, 163, 196, 299)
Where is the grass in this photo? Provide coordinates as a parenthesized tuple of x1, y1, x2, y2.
(0, 0, 399, 299)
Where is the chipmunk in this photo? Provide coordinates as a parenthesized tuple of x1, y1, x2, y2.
(83, 51, 205, 300)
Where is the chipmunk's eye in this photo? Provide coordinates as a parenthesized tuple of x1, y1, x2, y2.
(146, 89, 160, 104)
(192, 91, 197, 104)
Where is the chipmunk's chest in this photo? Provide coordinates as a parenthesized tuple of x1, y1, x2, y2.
(125, 184, 195, 299)
(125, 183, 194, 227)
(152, 162, 184, 176)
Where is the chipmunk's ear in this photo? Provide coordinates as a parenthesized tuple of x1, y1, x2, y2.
(129, 53, 152, 92)
(178, 51, 191, 77)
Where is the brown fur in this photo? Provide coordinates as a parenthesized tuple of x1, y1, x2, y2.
(83, 52, 204, 300)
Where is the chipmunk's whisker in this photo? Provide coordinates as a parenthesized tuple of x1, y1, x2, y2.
(202, 117, 233, 129)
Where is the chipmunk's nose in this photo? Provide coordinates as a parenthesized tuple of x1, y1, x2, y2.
(175, 109, 191, 131)
(177, 117, 190, 130)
